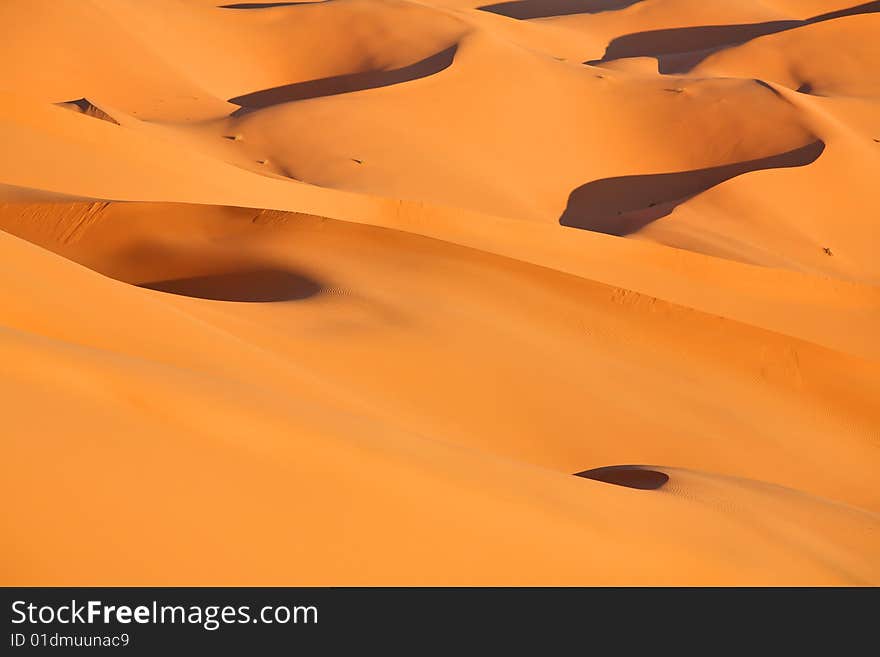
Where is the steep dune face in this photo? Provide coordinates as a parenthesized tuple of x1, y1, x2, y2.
(0, 0, 878, 584)
(2, 202, 879, 585)
(0, 0, 466, 115)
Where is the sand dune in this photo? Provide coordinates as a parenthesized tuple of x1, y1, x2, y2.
(1, 0, 878, 585)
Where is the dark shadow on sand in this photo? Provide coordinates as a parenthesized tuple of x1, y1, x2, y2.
(587, 1, 880, 72)
(139, 268, 322, 302)
(228, 46, 457, 116)
(478, 0, 642, 20)
(219, 2, 328, 8)
(575, 466, 669, 490)
(560, 140, 824, 236)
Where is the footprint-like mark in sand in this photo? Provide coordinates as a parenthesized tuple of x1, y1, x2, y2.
(574, 465, 669, 490)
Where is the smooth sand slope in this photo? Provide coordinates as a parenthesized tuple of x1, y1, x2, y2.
(0, 0, 878, 584)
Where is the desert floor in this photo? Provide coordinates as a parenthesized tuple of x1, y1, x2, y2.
(1, 0, 879, 585)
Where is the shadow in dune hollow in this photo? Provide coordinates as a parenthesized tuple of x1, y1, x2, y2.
(219, 2, 328, 8)
(575, 466, 670, 490)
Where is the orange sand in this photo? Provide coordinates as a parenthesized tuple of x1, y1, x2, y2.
(1, 0, 878, 585)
